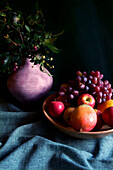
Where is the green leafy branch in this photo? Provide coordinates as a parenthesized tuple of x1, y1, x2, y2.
(0, 3, 63, 75)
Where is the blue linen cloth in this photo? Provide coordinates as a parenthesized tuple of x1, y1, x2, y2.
(0, 86, 113, 170)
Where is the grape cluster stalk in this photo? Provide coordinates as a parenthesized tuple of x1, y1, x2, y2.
(57, 70, 113, 106)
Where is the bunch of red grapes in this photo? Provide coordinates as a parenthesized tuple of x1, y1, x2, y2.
(57, 70, 113, 105)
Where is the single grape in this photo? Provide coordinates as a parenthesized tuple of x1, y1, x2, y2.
(95, 71, 100, 78)
(68, 94, 74, 100)
(104, 80, 109, 85)
(82, 71, 87, 76)
(109, 88, 113, 93)
(85, 86, 89, 91)
(91, 91, 96, 96)
(104, 89, 109, 94)
(101, 86, 107, 92)
(99, 74, 104, 79)
(90, 83, 96, 89)
(58, 91, 65, 96)
(97, 97, 102, 104)
(104, 86, 108, 91)
(68, 86, 73, 92)
(72, 90, 79, 96)
(60, 86, 67, 92)
(102, 93, 106, 98)
(103, 98, 106, 102)
(106, 95, 111, 100)
(78, 83, 85, 90)
(89, 75, 93, 80)
(98, 80, 104, 86)
(97, 91, 103, 98)
(82, 76, 87, 83)
(95, 86, 100, 92)
(107, 83, 111, 89)
(87, 79, 92, 85)
(76, 76, 81, 82)
(92, 77, 98, 84)
(109, 93, 112, 97)
(76, 71, 82, 76)
(60, 83, 69, 89)
(90, 71, 95, 77)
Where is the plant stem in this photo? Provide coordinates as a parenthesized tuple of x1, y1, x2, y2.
(19, 29, 24, 43)
(8, 38, 20, 46)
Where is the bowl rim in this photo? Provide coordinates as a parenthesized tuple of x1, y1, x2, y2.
(42, 92, 113, 136)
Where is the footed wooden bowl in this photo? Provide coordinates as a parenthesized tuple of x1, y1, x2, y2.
(42, 93, 113, 139)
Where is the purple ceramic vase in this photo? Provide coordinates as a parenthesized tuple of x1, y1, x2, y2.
(7, 58, 53, 104)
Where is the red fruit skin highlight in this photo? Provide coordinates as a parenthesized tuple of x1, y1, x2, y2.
(93, 109, 104, 131)
(70, 104, 97, 132)
(48, 101, 65, 117)
(77, 94, 95, 108)
(102, 106, 113, 127)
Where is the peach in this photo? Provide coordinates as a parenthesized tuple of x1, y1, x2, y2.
(63, 107, 75, 125)
(102, 106, 113, 127)
(97, 99, 113, 113)
(70, 104, 97, 132)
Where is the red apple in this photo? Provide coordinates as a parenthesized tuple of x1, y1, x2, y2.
(102, 106, 113, 127)
(93, 109, 104, 131)
(77, 93, 95, 108)
(48, 101, 65, 117)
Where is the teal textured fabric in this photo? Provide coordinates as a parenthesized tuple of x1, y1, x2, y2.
(0, 86, 113, 170)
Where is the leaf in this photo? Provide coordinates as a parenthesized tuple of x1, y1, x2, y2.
(44, 42, 61, 53)
(5, 5, 12, 11)
(39, 62, 53, 76)
(0, 12, 6, 17)
(51, 30, 64, 37)
(0, 54, 11, 73)
(45, 37, 57, 44)
(20, 43, 26, 50)
(25, 25, 30, 32)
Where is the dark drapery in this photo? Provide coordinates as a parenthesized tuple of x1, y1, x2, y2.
(39, 0, 113, 89)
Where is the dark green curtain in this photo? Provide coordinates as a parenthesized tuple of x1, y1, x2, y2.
(39, 0, 113, 91)
(1, 0, 113, 90)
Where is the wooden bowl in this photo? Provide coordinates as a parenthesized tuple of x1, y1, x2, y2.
(42, 93, 113, 139)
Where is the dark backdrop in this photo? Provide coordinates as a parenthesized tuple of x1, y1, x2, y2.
(39, 0, 113, 91)
(1, 0, 113, 91)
